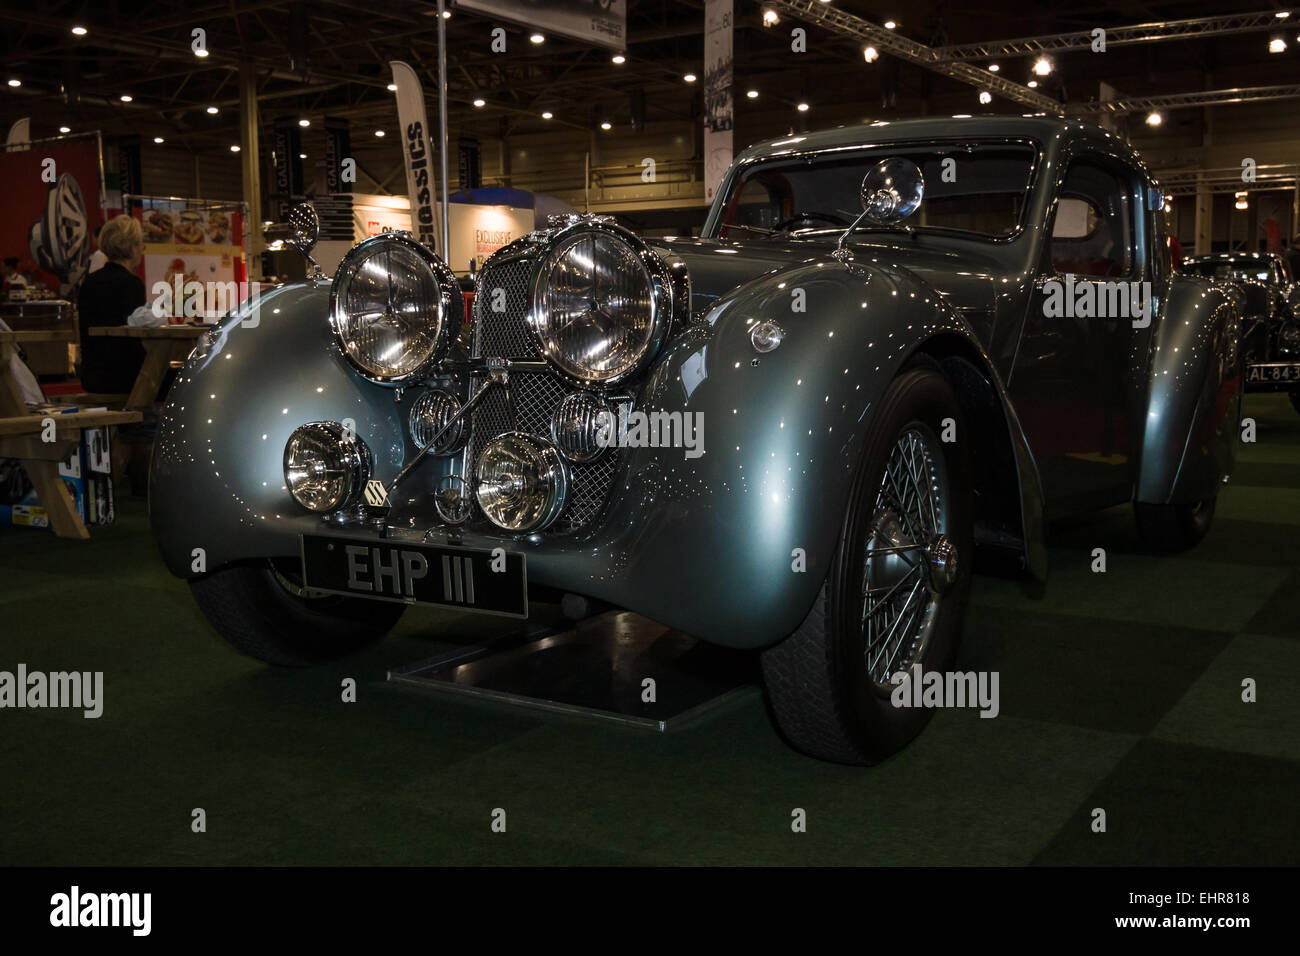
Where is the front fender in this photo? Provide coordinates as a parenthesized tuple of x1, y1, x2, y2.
(1136, 276, 1242, 505)
(149, 281, 410, 577)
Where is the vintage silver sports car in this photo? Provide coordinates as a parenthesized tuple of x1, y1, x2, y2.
(1182, 251, 1300, 412)
(151, 117, 1242, 764)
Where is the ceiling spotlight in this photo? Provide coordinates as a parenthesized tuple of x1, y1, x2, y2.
(206, 105, 219, 114)
(230, 145, 241, 152)
(979, 91, 992, 104)
(762, 9, 779, 26)
(1236, 198, 1248, 210)
(530, 33, 545, 44)
(797, 102, 810, 111)
(600, 121, 612, 130)
(387, 83, 398, 92)
(374, 129, 385, 137)
(746, 89, 759, 99)
(1146, 111, 1162, 126)
(1164, 203, 1172, 213)
(120, 93, 132, 101)
(988, 63, 1000, 72)
(153, 136, 164, 144)
(441, 8, 450, 16)
(1270, 36, 1287, 53)
(1033, 57, 1052, 75)
(58, 126, 71, 134)
(541, 110, 553, 119)
(298, 118, 310, 127)
(71, 26, 87, 36)
(1276, 10, 1291, 17)
(6, 79, 20, 88)
(884, 20, 898, 30)
(684, 73, 697, 83)
(299, 152, 307, 159)
(612, 54, 626, 64)
(1236, 190, 1247, 197)
(195, 48, 209, 58)
(1027, 80, 1038, 88)
(472, 98, 486, 107)
(863, 46, 879, 63)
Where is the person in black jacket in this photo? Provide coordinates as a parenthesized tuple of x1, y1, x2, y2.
(78, 215, 147, 395)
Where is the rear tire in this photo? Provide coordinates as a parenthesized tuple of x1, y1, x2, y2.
(760, 367, 974, 765)
(1134, 497, 1216, 553)
(189, 559, 404, 666)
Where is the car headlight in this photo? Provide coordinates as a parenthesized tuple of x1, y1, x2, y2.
(283, 421, 372, 512)
(329, 232, 458, 384)
(475, 432, 569, 532)
(526, 220, 677, 385)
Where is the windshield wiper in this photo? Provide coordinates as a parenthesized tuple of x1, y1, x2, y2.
(724, 223, 777, 236)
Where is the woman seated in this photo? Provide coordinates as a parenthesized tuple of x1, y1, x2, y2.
(78, 216, 146, 395)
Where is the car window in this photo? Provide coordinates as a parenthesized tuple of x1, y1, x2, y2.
(715, 143, 1036, 240)
(1050, 161, 1134, 278)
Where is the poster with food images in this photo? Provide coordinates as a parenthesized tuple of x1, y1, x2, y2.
(134, 204, 245, 322)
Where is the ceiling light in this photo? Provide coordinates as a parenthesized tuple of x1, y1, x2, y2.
(1277, 10, 1291, 17)
(1027, 80, 1038, 88)
(472, 98, 485, 107)
(71, 26, 87, 36)
(988, 63, 1000, 72)
(979, 91, 992, 104)
(7, 79, 20, 88)
(299, 153, 307, 159)
(206, 105, 219, 114)
(884, 20, 897, 30)
(612, 54, 626, 64)
(1270, 36, 1287, 53)
(58, 126, 71, 133)
(387, 83, 398, 92)
(746, 89, 759, 99)
(1033, 57, 1052, 75)
(298, 118, 310, 127)
(530, 33, 545, 44)
(374, 129, 385, 137)
(797, 102, 810, 111)
(442, 8, 451, 16)
(195, 48, 209, 58)
(863, 46, 879, 62)
(541, 111, 553, 119)
(762, 9, 779, 26)
(1146, 111, 1162, 126)
(953, 114, 972, 119)
(1236, 199, 1248, 210)
(230, 145, 241, 152)
(154, 136, 164, 144)
(600, 121, 612, 130)
(684, 73, 697, 82)
(120, 94, 132, 101)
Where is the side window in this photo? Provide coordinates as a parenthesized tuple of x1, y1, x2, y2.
(1049, 161, 1135, 278)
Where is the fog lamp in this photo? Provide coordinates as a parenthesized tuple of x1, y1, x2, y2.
(475, 432, 569, 532)
(283, 421, 371, 512)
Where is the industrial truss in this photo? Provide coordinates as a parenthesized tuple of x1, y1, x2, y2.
(767, 0, 1062, 113)
(1156, 164, 1300, 196)
(1072, 84, 1300, 114)
(935, 10, 1294, 61)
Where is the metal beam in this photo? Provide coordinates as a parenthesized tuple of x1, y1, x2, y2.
(1072, 84, 1300, 114)
(935, 10, 1293, 61)
(766, 0, 1062, 113)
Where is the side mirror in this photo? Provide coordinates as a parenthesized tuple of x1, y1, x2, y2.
(859, 158, 925, 224)
(288, 202, 320, 257)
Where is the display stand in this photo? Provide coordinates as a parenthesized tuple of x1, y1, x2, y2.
(387, 610, 758, 731)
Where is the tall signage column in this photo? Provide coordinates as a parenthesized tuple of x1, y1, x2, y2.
(704, 0, 734, 205)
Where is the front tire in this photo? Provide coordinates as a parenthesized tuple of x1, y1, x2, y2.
(1134, 497, 1216, 553)
(761, 367, 974, 765)
(189, 559, 404, 666)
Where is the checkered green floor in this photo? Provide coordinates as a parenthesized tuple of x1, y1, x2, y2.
(1, 394, 1297, 865)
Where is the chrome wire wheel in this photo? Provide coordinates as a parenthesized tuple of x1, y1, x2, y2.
(861, 422, 955, 691)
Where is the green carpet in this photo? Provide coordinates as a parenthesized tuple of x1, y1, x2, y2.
(2, 394, 1298, 866)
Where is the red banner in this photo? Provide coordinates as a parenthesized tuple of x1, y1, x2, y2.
(0, 137, 103, 296)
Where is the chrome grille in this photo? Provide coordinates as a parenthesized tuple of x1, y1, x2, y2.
(468, 254, 619, 533)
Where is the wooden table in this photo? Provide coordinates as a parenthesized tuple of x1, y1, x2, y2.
(0, 330, 141, 538)
(87, 325, 209, 408)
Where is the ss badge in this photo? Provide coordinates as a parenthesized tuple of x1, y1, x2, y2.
(364, 480, 389, 507)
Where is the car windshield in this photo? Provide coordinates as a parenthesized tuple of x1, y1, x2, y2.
(713, 142, 1037, 241)
(1184, 260, 1276, 284)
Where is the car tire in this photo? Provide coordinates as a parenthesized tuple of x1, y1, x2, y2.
(760, 366, 974, 765)
(189, 559, 405, 666)
(1134, 497, 1216, 553)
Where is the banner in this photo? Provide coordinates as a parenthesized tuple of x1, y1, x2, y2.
(269, 118, 304, 223)
(390, 60, 440, 254)
(117, 134, 142, 200)
(455, 0, 626, 51)
(703, 0, 734, 204)
(5, 118, 30, 150)
(133, 200, 246, 321)
(318, 117, 354, 242)
(0, 136, 103, 295)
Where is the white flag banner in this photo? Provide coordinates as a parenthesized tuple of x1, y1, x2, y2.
(6, 117, 31, 151)
(703, 0, 734, 204)
(389, 61, 441, 254)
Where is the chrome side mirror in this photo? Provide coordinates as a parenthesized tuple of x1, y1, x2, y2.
(859, 158, 925, 224)
(288, 202, 320, 260)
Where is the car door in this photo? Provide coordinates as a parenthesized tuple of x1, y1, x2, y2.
(1010, 154, 1145, 518)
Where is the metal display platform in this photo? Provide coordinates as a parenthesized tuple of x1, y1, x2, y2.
(387, 610, 759, 731)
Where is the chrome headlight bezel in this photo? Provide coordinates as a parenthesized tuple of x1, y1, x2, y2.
(328, 232, 459, 386)
(474, 432, 570, 533)
(283, 421, 373, 513)
(524, 219, 678, 386)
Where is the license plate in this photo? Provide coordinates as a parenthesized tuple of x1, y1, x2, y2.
(299, 534, 527, 617)
(1247, 363, 1300, 384)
